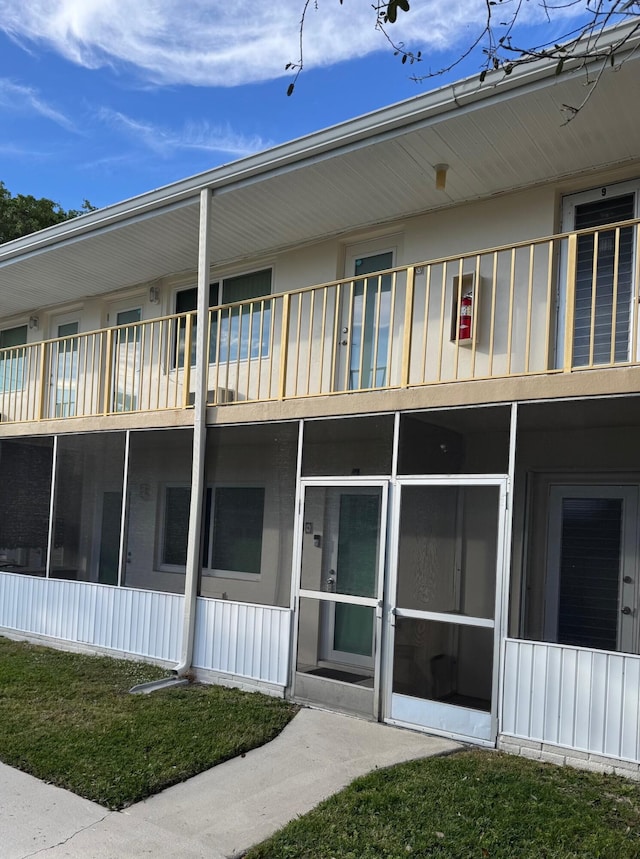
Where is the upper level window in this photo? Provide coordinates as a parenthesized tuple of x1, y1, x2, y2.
(175, 269, 272, 367)
(0, 324, 28, 393)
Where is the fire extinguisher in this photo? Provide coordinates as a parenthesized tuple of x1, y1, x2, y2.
(458, 292, 473, 341)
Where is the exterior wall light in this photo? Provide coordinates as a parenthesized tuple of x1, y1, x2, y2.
(434, 163, 449, 191)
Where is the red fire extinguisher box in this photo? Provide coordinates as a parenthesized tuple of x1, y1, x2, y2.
(450, 272, 477, 343)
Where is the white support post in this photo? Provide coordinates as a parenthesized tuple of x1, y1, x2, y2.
(117, 430, 131, 587)
(176, 187, 212, 676)
(496, 401, 518, 737)
(45, 435, 58, 579)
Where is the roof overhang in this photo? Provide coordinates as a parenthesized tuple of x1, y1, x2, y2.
(2, 23, 640, 318)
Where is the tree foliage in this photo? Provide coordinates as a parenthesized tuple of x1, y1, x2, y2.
(0, 181, 95, 244)
(288, 0, 640, 115)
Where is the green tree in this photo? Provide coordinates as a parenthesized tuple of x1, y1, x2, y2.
(0, 181, 95, 244)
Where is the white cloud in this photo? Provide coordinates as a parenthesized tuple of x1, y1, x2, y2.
(0, 142, 54, 158)
(0, 0, 512, 88)
(0, 78, 76, 129)
(97, 107, 271, 157)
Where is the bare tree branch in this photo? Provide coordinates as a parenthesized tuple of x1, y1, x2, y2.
(288, 0, 640, 118)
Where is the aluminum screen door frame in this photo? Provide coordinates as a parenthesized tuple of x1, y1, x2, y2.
(383, 475, 509, 744)
(292, 477, 388, 719)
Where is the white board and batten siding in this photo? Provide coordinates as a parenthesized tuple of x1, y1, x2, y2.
(193, 598, 291, 687)
(0, 574, 291, 688)
(0, 572, 183, 661)
(502, 639, 640, 763)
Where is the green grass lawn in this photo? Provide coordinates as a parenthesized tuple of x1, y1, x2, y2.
(246, 749, 640, 859)
(0, 637, 296, 810)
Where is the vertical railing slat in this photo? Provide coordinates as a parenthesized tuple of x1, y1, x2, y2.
(400, 266, 415, 387)
(563, 232, 578, 371)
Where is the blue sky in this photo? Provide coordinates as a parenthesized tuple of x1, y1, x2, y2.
(0, 1, 590, 212)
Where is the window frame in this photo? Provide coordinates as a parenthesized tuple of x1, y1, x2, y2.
(159, 483, 192, 570)
(158, 482, 266, 581)
(557, 179, 640, 367)
(202, 484, 266, 580)
(0, 323, 29, 394)
(173, 267, 273, 369)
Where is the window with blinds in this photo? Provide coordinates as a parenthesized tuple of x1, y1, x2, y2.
(572, 194, 635, 366)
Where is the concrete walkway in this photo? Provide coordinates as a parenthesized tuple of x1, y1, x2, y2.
(1, 708, 461, 859)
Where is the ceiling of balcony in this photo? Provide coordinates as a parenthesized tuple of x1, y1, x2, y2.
(1, 33, 639, 320)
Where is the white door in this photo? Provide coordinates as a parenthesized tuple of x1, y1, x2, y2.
(335, 247, 395, 391)
(49, 315, 79, 417)
(559, 180, 639, 367)
(108, 303, 142, 412)
(318, 487, 381, 670)
(385, 477, 508, 743)
(545, 485, 639, 654)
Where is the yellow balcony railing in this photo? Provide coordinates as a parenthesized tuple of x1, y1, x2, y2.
(1, 218, 639, 424)
(204, 216, 640, 404)
(0, 313, 196, 423)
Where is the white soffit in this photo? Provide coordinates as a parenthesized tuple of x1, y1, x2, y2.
(1, 202, 201, 318)
(1, 32, 639, 318)
(209, 59, 640, 263)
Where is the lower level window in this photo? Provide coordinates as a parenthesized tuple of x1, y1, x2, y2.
(204, 486, 265, 576)
(162, 486, 191, 566)
(161, 484, 265, 577)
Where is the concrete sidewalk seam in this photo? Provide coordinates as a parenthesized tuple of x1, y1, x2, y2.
(21, 810, 112, 859)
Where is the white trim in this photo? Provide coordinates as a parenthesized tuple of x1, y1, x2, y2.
(298, 590, 379, 607)
(387, 716, 495, 747)
(496, 402, 518, 737)
(117, 430, 130, 588)
(343, 236, 401, 276)
(393, 607, 495, 628)
(105, 298, 144, 328)
(45, 436, 58, 578)
(561, 178, 640, 228)
(391, 693, 493, 742)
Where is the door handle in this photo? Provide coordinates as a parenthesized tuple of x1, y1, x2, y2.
(621, 606, 633, 616)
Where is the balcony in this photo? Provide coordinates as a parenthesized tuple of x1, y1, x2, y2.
(1, 218, 639, 425)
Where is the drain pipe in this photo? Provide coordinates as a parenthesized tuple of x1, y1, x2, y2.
(174, 187, 212, 677)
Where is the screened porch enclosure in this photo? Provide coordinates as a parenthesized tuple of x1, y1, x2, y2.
(503, 397, 640, 763)
(0, 423, 297, 689)
(515, 398, 640, 658)
(0, 424, 297, 607)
